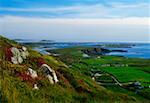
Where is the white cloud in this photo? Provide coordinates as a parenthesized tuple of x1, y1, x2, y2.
(0, 15, 149, 25)
(0, 16, 149, 42)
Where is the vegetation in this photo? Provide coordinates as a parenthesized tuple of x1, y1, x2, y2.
(0, 35, 149, 103)
(52, 46, 150, 101)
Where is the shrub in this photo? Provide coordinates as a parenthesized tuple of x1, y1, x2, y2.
(5, 47, 13, 61)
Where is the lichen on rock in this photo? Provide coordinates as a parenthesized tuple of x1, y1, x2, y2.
(8, 46, 29, 64)
(40, 64, 59, 84)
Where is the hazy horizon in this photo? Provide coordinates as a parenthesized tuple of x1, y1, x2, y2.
(3, 36, 148, 43)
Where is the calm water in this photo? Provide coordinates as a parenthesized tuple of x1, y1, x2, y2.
(106, 44, 150, 59)
(16, 39, 150, 59)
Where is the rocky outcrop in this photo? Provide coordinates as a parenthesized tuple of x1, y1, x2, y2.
(82, 53, 90, 58)
(5, 45, 59, 88)
(11, 47, 23, 64)
(81, 48, 110, 55)
(14, 63, 59, 89)
(40, 64, 59, 84)
(111, 50, 127, 52)
(81, 48, 127, 56)
(6, 46, 29, 64)
(27, 68, 38, 79)
(14, 69, 38, 87)
(26, 68, 39, 90)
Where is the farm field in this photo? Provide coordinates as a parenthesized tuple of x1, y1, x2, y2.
(52, 47, 150, 100)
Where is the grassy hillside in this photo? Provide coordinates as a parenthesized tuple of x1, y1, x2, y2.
(0, 35, 149, 103)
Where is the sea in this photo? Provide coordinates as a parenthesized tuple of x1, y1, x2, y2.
(15, 39, 150, 59)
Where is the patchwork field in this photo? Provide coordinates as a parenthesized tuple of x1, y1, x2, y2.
(52, 47, 150, 100)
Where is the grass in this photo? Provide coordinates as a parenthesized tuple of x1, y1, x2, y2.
(0, 35, 149, 103)
(101, 67, 150, 81)
(52, 46, 150, 101)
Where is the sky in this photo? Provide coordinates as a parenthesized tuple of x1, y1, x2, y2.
(0, 0, 150, 42)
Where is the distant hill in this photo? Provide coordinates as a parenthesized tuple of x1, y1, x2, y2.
(40, 39, 54, 43)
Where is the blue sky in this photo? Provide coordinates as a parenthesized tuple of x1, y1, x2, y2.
(0, 0, 150, 42)
(0, 0, 149, 18)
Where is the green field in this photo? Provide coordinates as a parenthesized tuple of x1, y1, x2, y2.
(53, 47, 150, 100)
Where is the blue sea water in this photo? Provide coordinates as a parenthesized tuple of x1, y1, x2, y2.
(16, 39, 150, 59)
(107, 44, 150, 59)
